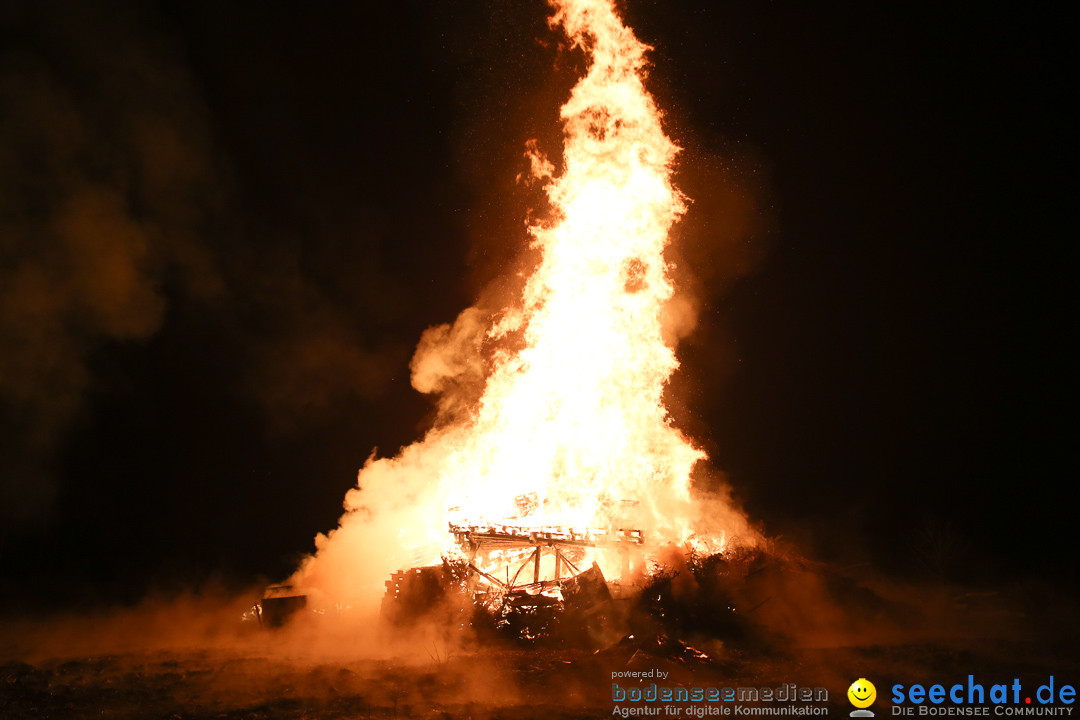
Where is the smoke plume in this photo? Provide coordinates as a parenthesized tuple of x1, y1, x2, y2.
(0, 1, 225, 527)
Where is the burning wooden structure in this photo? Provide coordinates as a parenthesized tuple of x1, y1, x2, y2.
(450, 522, 644, 590)
(381, 520, 646, 640)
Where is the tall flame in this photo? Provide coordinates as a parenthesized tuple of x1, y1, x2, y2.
(292, 0, 755, 606)
(442, 0, 695, 535)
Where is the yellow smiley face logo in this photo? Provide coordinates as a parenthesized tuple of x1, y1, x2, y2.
(848, 679, 877, 708)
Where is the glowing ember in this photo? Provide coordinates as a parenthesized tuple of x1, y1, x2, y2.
(291, 0, 757, 607)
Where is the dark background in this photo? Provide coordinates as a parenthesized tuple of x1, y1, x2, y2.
(0, 0, 1071, 609)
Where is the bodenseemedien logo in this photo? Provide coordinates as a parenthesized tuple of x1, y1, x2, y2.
(849, 679, 878, 718)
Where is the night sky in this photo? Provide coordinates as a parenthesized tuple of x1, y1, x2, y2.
(0, 0, 1071, 609)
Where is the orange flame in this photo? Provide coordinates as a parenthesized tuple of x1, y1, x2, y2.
(291, 0, 756, 607)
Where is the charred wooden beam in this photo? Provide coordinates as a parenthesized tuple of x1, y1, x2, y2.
(449, 522, 645, 549)
(465, 562, 507, 589)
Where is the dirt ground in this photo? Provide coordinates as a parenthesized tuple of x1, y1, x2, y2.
(2, 568, 1076, 719)
(2, 623, 1077, 719)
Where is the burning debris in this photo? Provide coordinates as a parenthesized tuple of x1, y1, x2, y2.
(243, 584, 309, 628)
(599, 633, 713, 675)
(374, 515, 761, 649)
(370, 534, 900, 660)
(372, 524, 713, 651)
(380, 514, 635, 643)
